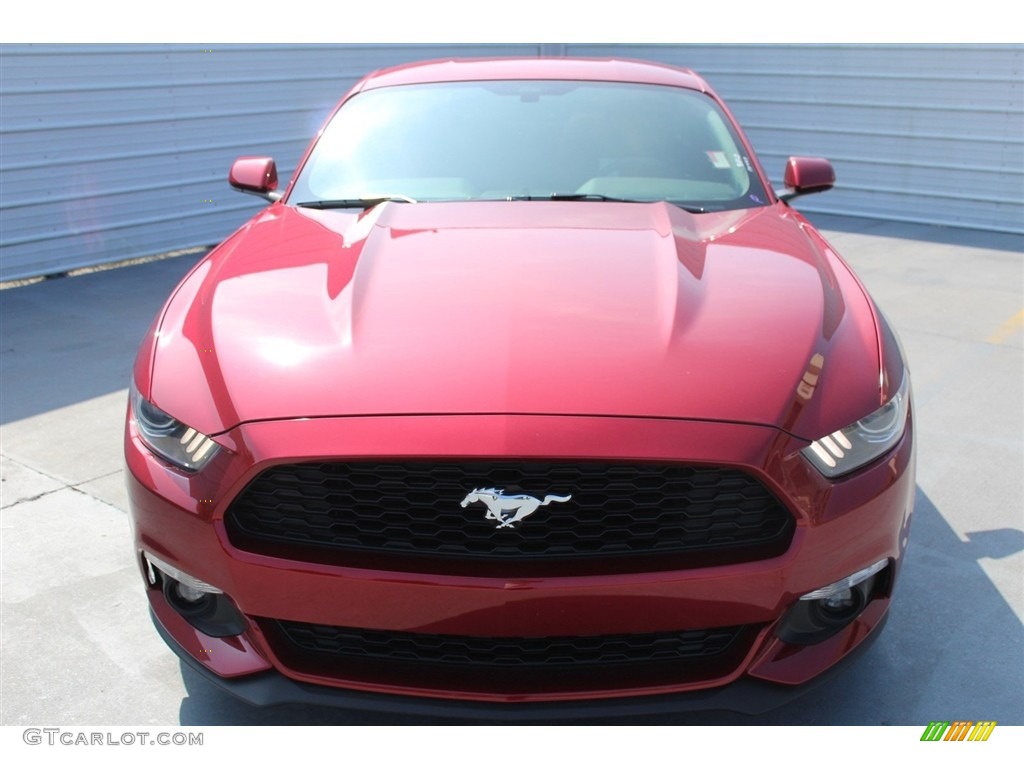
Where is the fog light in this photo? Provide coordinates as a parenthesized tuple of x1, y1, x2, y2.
(777, 559, 890, 645)
(163, 577, 215, 618)
(821, 588, 854, 612)
(172, 581, 209, 604)
(142, 551, 246, 637)
(811, 585, 866, 626)
(143, 552, 221, 595)
(159, 576, 247, 638)
(799, 559, 887, 603)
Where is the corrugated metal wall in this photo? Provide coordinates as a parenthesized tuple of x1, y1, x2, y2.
(570, 44, 1023, 233)
(0, 44, 545, 281)
(1, 44, 1021, 281)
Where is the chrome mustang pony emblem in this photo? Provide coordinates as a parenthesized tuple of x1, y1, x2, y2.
(460, 488, 572, 529)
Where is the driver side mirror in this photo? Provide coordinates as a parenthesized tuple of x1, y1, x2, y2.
(229, 157, 281, 201)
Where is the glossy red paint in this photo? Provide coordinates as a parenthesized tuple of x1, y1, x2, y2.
(126, 58, 915, 714)
(146, 201, 883, 442)
(352, 57, 711, 93)
(148, 594, 272, 678)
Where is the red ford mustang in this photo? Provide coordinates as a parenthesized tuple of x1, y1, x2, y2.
(125, 58, 915, 717)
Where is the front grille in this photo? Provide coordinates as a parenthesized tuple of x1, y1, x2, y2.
(225, 461, 793, 573)
(261, 619, 758, 693)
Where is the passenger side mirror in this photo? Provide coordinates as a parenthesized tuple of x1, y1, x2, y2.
(778, 156, 835, 201)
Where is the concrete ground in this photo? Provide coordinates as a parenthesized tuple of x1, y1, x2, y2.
(1, 213, 1021, 726)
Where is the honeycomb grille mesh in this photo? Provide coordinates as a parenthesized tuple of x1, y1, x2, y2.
(225, 461, 793, 568)
(273, 620, 747, 668)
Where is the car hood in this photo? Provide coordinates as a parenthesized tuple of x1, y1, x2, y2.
(149, 201, 882, 440)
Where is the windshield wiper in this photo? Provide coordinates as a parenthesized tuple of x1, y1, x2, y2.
(296, 195, 417, 209)
(496, 193, 637, 203)
(546, 193, 638, 202)
(498, 193, 707, 213)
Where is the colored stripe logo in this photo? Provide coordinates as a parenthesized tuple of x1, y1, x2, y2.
(920, 721, 996, 741)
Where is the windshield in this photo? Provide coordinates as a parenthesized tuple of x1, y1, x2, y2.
(288, 80, 770, 212)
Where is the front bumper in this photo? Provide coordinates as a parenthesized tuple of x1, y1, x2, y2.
(127, 412, 914, 711)
(157, 607, 889, 718)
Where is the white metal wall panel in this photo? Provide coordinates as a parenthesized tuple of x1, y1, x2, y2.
(0, 44, 543, 281)
(1, 44, 1021, 281)
(568, 44, 1023, 233)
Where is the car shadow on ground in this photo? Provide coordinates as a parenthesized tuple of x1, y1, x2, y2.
(174, 486, 1024, 726)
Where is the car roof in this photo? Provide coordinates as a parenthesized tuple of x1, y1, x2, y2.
(353, 57, 711, 94)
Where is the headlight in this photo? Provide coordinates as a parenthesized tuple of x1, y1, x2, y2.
(802, 374, 910, 478)
(130, 383, 220, 471)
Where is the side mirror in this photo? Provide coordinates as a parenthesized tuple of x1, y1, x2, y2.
(229, 157, 281, 201)
(778, 156, 835, 201)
